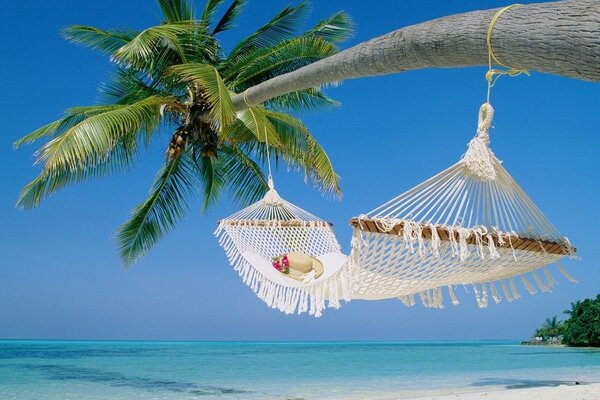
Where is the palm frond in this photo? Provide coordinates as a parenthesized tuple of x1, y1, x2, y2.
(116, 150, 197, 265)
(220, 144, 268, 205)
(62, 25, 137, 55)
(196, 153, 225, 211)
(232, 36, 337, 88)
(35, 96, 169, 172)
(234, 106, 281, 147)
(99, 69, 172, 105)
(157, 0, 194, 22)
(305, 11, 354, 43)
(200, 0, 226, 29)
(112, 22, 196, 68)
(155, 0, 221, 64)
(219, 117, 259, 144)
(168, 63, 236, 128)
(179, 30, 222, 65)
(212, 0, 247, 34)
(265, 88, 339, 111)
(14, 104, 150, 148)
(15, 113, 89, 149)
(264, 110, 341, 196)
(17, 137, 138, 209)
(226, 2, 308, 62)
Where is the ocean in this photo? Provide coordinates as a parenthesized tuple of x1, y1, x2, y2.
(1, 340, 599, 399)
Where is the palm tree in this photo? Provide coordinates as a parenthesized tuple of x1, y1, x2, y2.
(564, 300, 582, 317)
(540, 316, 564, 339)
(15, 0, 353, 264)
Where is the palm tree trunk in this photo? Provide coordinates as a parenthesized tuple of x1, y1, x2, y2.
(232, 0, 600, 110)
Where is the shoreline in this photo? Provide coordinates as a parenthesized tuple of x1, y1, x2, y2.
(335, 382, 600, 400)
(403, 382, 600, 400)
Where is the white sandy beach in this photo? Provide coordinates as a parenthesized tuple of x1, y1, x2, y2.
(406, 383, 600, 400)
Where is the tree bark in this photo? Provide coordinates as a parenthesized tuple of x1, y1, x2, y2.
(232, 0, 599, 110)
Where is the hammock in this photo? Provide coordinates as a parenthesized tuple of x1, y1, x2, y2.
(215, 180, 351, 317)
(349, 103, 576, 308)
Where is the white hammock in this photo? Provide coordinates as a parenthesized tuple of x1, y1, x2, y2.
(215, 180, 351, 317)
(350, 103, 576, 308)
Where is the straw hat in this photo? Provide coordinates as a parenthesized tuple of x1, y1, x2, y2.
(272, 252, 324, 283)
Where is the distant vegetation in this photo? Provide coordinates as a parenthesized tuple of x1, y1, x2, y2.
(528, 295, 600, 347)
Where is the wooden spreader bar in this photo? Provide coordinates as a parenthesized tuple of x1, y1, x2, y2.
(219, 220, 333, 227)
(350, 218, 573, 256)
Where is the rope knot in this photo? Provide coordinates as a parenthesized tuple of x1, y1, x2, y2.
(263, 186, 282, 205)
(477, 103, 494, 144)
(461, 103, 498, 181)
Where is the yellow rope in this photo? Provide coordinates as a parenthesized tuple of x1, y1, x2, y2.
(242, 90, 252, 107)
(485, 4, 530, 102)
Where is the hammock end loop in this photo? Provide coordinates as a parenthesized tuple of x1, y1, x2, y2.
(477, 103, 495, 140)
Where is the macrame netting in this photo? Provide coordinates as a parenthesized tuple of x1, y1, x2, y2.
(350, 103, 576, 308)
(215, 181, 351, 317)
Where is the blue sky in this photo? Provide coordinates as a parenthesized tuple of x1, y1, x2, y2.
(0, 0, 598, 341)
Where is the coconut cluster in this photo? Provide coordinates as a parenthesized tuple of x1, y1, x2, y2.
(199, 127, 218, 158)
(168, 126, 189, 160)
(167, 103, 221, 160)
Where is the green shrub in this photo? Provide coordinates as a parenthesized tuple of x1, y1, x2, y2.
(562, 295, 600, 347)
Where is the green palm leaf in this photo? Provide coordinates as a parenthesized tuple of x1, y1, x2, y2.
(35, 97, 169, 172)
(220, 144, 268, 205)
(17, 138, 138, 209)
(200, 0, 226, 29)
(116, 150, 198, 265)
(232, 36, 337, 87)
(168, 63, 236, 128)
(99, 69, 172, 105)
(62, 25, 137, 55)
(212, 0, 247, 34)
(196, 152, 225, 210)
(158, 0, 194, 23)
(265, 88, 339, 111)
(265, 110, 341, 196)
(226, 2, 308, 62)
(15, 112, 91, 149)
(234, 106, 281, 146)
(305, 11, 354, 43)
(112, 22, 196, 67)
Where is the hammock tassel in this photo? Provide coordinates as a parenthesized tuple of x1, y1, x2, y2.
(448, 285, 460, 306)
(521, 273, 537, 295)
(557, 263, 578, 283)
(543, 266, 557, 289)
(532, 269, 550, 293)
(509, 276, 521, 300)
(500, 279, 513, 302)
(490, 281, 502, 304)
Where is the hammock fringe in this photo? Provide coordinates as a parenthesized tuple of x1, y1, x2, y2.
(352, 217, 573, 262)
(383, 264, 571, 310)
(216, 226, 353, 317)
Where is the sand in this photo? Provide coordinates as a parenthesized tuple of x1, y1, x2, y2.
(406, 382, 600, 400)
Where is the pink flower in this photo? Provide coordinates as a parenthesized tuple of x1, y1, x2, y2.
(281, 255, 289, 267)
(272, 260, 282, 271)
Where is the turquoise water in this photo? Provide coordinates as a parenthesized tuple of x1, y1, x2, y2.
(1, 340, 599, 399)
